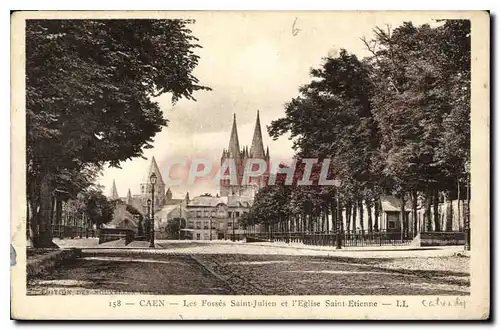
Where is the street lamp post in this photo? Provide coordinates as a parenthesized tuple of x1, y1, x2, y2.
(178, 201, 183, 240)
(150, 173, 157, 248)
(178, 218, 182, 240)
(232, 212, 236, 242)
(209, 214, 212, 241)
(146, 199, 151, 241)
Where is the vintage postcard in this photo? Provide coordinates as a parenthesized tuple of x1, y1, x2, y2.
(11, 10, 490, 320)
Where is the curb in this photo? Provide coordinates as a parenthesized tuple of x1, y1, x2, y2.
(246, 242, 451, 253)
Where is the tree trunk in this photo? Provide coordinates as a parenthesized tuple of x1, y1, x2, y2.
(433, 189, 441, 232)
(425, 190, 432, 231)
(345, 203, 351, 234)
(366, 199, 373, 234)
(302, 212, 306, 234)
(321, 210, 326, 232)
(27, 200, 37, 247)
(400, 194, 406, 240)
(457, 179, 462, 230)
(352, 202, 357, 233)
(374, 198, 380, 232)
(326, 205, 331, 233)
(36, 172, 58, 248)
(330, 201, 336, 234)
(358, 200, 364, 234)
(412, 190, 418, 236)
(445, 191, 453, 231)
(339, 202, 344, 233)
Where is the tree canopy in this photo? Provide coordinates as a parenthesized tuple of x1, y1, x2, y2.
(245, 20, 470, 237)
(26, 19, 210, 247)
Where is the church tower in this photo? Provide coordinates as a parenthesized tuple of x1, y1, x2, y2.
(220, 114, 244, 197)
(248, 110, 270, 192)
(111, 179, 119, 200)
(126, 188, 132, 205)
(140, 156, 166, 213)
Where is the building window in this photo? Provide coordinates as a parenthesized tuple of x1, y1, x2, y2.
(197, 211, 202, 218)
(204, 211, 210, 217)
(188, 221, 194, 229)
(211, 211, 216, 217)
(228, 222, 232, 227)
(236, 211, 240, 217)
(203, 221, 209, 229)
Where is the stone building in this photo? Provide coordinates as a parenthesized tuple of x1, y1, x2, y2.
(184, 195, 252, 240)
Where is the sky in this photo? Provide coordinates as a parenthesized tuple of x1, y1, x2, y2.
(98, 12, 441, 199)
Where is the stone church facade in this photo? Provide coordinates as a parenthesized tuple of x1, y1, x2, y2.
(220, 110, 270, 198)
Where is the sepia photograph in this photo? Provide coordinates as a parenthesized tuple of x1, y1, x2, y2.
(10, 10, 489, 320)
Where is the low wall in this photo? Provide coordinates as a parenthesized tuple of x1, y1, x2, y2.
(418, 232, 465, 246)
(246, 236, 270, 243)
(98, 228, 135, 245)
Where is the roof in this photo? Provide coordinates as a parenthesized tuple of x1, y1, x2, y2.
(227, 195, 253, 207)
(380, 195, 412, 212)
(187, 195, 254, 208)
(110, 204, 138, 226)
(188, 195, 227, 207)
(164, 199, 184, 206)
(154, 204, 185, 217)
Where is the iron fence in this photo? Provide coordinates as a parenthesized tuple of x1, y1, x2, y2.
(50, 224, 98, 239)
(246, 230, 414, 247)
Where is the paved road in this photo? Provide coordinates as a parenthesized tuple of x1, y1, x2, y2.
(27, 242, 469, 296)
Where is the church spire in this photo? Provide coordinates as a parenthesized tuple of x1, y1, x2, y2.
(144, 156, 165, 186)
(228, 113, 240, 159)
(126, 188, 132, 204)
(111, 180, 119, 200)
(250, 110, 265, 158)
(166, 187, 172, 200)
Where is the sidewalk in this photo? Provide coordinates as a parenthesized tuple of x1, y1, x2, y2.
(52, 238, 468, 258)
(233, 240, 467, 258)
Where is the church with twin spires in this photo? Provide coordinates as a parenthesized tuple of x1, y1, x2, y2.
(220, 110, 270, 198)
(107, 111, 270, 237)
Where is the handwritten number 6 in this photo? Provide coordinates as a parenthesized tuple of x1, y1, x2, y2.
(292, 18, 300, 36)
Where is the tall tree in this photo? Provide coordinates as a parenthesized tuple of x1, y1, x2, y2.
(27, 19, 210, 247)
